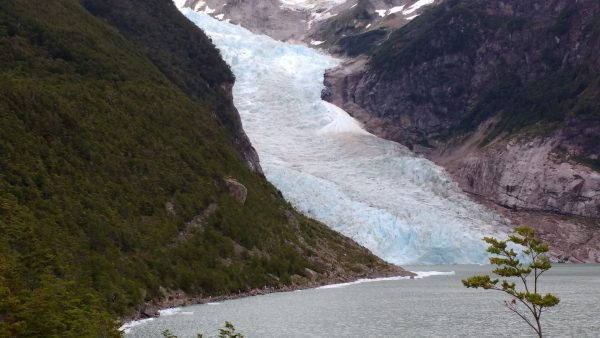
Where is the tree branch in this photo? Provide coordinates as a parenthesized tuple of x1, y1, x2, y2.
(505, 303, 539, 335)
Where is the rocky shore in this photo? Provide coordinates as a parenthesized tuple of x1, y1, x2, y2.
(123, 265, 414, 323)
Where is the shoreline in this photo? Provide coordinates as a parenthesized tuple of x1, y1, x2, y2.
(119, 267, 416, 329)
(119, 268, 459, 333)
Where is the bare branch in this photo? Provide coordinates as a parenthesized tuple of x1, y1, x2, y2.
(505, 303, 538, 334)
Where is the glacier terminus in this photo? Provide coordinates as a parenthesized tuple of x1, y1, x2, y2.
(178, 8, 509, 265)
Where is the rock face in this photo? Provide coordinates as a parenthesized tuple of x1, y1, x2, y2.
(511, 212, 600, 263)
(433, 130, 600, 218)
(323, 0, 600, 219)
(181, 0, 311, 41)
(179, 0, 440, 49)
(224, 178, 248, 205)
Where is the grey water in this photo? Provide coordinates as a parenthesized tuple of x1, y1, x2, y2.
(124, 264, 600, 337)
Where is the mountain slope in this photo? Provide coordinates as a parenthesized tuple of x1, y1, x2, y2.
(0, 0, 406, 336)
(179, 0, 441, 50)
(82, 0, 261, 172)
(322, 0, 600, 261)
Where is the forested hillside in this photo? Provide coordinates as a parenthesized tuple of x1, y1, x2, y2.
(0, 1, 402, 336)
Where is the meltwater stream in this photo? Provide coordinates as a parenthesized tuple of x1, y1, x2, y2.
(180, 9, 508, 264)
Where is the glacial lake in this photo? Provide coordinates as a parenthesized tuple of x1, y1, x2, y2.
(124, 264, 600, 337)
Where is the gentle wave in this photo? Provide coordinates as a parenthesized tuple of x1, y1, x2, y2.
(119, 318, 155, 334)
(413, 270, 456, 278)
(159, 307, 182, 316)
(317, 270, 455, 290)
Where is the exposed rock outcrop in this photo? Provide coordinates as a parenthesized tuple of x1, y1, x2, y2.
(513, 212, 600, 263)
(224, 178, 248, 205)
(432, 129, 600, 218)
(323, 0, 600, 219)
(180, 0, 440, 49)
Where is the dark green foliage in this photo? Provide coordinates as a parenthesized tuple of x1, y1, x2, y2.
(162, 321, 244, 338)
(370, 0, 486, 74)
(338, 29, 387, 56)
(462, 69, 597, 144)
(0, 0, 390, 336)
(462, 226, 560, 338)
(218, 321, 244, 338)
(576, 157, 600, 171)
(369, 0, 600, 141)
(314, 0, 376, 50)
(81, 0, 245, 144)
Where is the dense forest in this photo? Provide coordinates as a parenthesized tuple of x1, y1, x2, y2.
(0, 0, 395, 336)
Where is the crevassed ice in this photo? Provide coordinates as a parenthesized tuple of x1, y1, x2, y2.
(178, 9, 508, 264)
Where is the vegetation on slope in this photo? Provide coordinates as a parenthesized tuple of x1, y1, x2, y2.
(81, 0, 250, 157)
(0, 0, 393, 336)
(369, 0, 600, 144)
(314, 0, 381, 54)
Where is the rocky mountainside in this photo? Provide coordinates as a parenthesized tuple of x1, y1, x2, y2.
(179, 0, 440, 50)
(323, 0, 600, 261)
(0, 0, 408, 336)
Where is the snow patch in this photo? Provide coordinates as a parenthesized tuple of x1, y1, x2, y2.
(194, 1, 206, 11)
(403, 0, 435, 15)
(308, 11, 338, 28)
(203, 5, 216, 14)
(388, 5, 406, 15)
(310, 40, 325, 46)
(173, 0, 187, 9)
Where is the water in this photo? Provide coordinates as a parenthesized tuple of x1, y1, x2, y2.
(177, 8, 509, 265)
(124, 264, 600, 337)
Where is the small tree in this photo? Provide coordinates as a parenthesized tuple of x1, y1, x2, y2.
(462, 226, 559, 338)
(162, 321, 244, 338)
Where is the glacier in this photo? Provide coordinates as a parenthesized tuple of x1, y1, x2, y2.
(177, 9, 509, 264)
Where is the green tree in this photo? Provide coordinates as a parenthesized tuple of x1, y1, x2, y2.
(162, 321, 244, 338)
(217, 321, 244, 338)
(462, 226, 560, 338)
